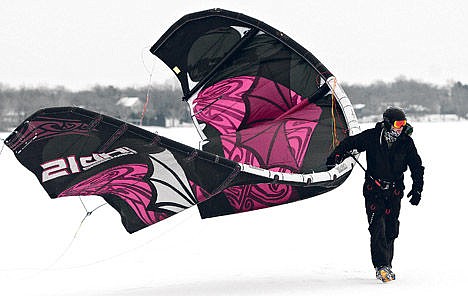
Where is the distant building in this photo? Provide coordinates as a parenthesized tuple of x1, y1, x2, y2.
(116, 97, 167, 126)
(116, 97, 143, 113)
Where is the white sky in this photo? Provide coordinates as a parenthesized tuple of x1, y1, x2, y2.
(1, 0, 467, 90)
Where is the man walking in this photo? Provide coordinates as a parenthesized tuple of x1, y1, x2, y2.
(327, 107, 424, 282)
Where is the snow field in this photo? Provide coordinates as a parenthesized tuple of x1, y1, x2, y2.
(0, 121, 466, 295)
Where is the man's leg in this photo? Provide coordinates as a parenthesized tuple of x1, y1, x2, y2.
(384, 191, 402, 268)
(365, 197, 388, 268)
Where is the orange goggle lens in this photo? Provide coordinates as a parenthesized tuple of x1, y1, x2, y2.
(393, 119, 407, 129)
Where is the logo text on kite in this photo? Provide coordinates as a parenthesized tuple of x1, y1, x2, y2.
(40, 147, 137, 182)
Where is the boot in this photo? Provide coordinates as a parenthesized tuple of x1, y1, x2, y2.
(375, 266, 395, 282)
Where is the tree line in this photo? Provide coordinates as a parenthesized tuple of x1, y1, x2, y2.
(0, 84, 188, 131)
(1, 78, 467, 131)
(342, 77, 467, 119)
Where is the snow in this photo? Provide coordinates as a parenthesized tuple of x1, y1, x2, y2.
(0, 121, 466, 295)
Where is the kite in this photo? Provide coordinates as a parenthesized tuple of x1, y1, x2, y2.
(4, 9, 359, 233)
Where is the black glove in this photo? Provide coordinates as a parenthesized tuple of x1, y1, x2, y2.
(407, 189, 421, 206)
(326, 152, 346, 168)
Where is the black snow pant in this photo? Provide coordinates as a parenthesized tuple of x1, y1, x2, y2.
(363, 179, 403, 268)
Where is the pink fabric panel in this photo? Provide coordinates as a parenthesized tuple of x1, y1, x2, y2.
(220, 103, 321, 171)
(193, 76, 253, 135)
(8, 117, 94, 151)
(59, 164, 166, 226)
(243, 77, 305, 127)
(193, 75, 323, 213)
(223, 181, 296, 213)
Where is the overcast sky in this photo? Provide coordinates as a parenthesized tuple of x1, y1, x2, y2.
(1, 0, 466, 90)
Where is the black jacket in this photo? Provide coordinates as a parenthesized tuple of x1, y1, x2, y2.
(333, 122, 424, 193)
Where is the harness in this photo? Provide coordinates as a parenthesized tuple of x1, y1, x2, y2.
(365, 175, 402, 223)
(373, 178, 395, 191)
(365, 174, 401, 191)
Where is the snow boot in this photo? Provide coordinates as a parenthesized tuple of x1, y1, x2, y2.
(375, 266, 395, 282)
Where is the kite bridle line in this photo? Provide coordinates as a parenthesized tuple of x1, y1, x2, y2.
(24, 200, 107, 279)
(38, 198, 108, 274)
(140, 76, 152, 126)
(0, 137, 5, 156)
(140, 46, 156, 126)
(330, 77, 341, 149)
(330, 78, 349, 148)
(2, 117, 121, 274)
(0, 136, 110, 275)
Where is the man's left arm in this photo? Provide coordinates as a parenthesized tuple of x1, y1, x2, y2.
(406, 140, 425, 205)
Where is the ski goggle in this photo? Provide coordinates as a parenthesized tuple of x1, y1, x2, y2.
(393, 119, 407, 129)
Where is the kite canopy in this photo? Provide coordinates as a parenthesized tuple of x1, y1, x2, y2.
(150, 8, 360, 218)
(5, 9, 360, 233)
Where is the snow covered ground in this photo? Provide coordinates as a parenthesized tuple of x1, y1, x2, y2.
(0, 121, 466, 296)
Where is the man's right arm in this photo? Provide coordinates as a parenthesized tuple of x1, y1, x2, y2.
(326, 129, 371, 167)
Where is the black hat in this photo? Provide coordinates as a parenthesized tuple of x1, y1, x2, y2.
(383, 107, 406, 129)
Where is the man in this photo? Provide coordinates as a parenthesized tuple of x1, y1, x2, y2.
(326, 106, 424, 282)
